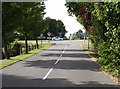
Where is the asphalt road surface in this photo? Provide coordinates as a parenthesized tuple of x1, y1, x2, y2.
(1, 40, 119, 87)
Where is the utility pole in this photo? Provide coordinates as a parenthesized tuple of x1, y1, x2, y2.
(88, 32, 90, 49)
(84, 32, 86, 42)
(69, 34, 72, 40)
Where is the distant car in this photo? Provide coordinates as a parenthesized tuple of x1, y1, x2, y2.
(52, 36, 63, 41)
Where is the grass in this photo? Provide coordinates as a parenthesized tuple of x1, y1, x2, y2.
(18, 40, 48, 45)
(81, 40, 93, 50)
(0, 43, 52, 69)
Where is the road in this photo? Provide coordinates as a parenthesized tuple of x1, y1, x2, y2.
(1, 40, 119, 87)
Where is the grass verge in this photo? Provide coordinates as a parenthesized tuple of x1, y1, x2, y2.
(0, 43, 52, 69)
(81, 41, 98, 59)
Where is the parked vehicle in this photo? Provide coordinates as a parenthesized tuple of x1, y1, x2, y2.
(52, 36, 63, 41)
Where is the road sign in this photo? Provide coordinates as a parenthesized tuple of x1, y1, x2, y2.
(87, 26, 94, 32)
(47, 32, 51, 37)
(40, 34, 43, 37)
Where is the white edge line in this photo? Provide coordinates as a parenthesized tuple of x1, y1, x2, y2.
(42, 68, 53, 80)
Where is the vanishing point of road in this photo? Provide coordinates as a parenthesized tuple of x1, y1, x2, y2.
(1, 40, 119, 87)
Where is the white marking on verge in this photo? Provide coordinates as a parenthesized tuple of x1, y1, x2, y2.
(55, 59, 60, 64)
(42, 68, 53, 80)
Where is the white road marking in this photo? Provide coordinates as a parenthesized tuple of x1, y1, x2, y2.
(59, 45, 67, 57)
(43, 45, 67, 80)
(42, 68, 53, 80)
(64, 45, 67, 50)
(62, 51, 65, 53)
(60, 54, 62, 58)
(80, 43, 82, 47)
(55, 59, 60, 64)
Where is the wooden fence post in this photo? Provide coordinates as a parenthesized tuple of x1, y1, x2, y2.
(20, 46, 22, 54)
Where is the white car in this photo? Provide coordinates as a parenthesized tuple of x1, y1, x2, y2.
(52, 36, 63, 41)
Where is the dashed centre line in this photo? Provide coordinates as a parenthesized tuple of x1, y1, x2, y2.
(42, 45, 67, 80)
(42, 68, 53, 80)
(62, 51, 65, 53)
(55, 45, 67, 65)
(59, 54, 62, 58)
(55, 59, 60, 64)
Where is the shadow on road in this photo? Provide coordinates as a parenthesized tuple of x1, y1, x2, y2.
(2, 74, 119, 87)
(24, 59, 100, 72)
(41, 53, 90, 58)
(45, 49, 84, 52)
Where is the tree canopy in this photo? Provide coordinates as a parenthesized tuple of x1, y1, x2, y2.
(44, 17, 67, 37)
(2, 2, 46, 58)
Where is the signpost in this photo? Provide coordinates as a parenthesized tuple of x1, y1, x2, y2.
(40, 34, 43, 44)
(86, 26, 94, 49)
(47, 32, 51, 43)
(87, 32, 90, 49)
(59, 32, 62, 37)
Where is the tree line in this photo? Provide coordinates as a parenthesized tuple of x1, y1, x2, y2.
(2, 2, 67, 59)
(72, 29, 85, 40)
(65, 2, 120, 77)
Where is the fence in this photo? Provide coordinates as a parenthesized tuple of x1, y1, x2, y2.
(2, 43, 38, 59)
(20, 44, 37, 54)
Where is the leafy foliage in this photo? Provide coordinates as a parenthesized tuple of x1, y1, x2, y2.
(44, 17, 67, 37)
(2, 2, 46, 58)
(65, 2, 120, 77)
(72, 29, 84, 40)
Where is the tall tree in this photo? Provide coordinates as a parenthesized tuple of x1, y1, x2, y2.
(2, 2, 46, 59)
(44, 17, 67, 37)
(15, 2, 43, 53)
(28, 2, 46, 49)
(72, 29, 84, 40)
(2, 2, 19, 59)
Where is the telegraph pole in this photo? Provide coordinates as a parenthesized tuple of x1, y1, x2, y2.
(88, 32, 90, 49)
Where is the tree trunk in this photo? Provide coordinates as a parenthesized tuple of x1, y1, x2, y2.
(36, 39, 39, 49)
(2, 33, 10, 59)
(25, 33, 28, 54)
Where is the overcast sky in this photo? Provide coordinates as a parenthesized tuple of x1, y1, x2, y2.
(44, 0, 84, 37)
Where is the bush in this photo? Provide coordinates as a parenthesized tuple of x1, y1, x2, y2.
(12, 43, 21, 56)
(6, 43, 21, 57)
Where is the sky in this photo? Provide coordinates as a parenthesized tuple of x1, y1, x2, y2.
(44, 0, 84, 37)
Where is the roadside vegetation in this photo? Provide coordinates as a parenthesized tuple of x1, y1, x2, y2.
(81, 40, 99, 59)
(0, 43, 52, 69)
(2, 2, 67, 60)
(65, 1, 120, 79)
(1, 2, 67, 69)
(2, 1, 119, 82)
